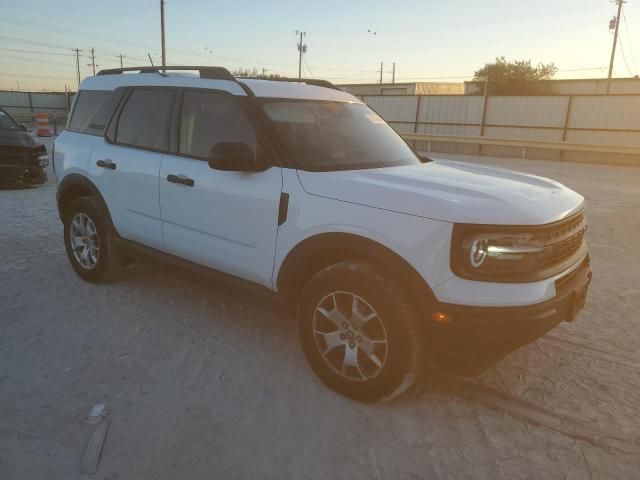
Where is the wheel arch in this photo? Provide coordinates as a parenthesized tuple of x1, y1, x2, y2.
(276, 232, 437, 318)
(56, 174, 114, 231)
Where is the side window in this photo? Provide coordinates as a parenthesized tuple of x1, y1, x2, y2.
(68, 90, 110, 134)
(83, 88, 126, 136)
(115, 89, 175, 151)
(179, 91, 257, 159)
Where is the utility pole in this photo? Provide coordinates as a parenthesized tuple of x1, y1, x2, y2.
(391, 62, 396, 83)
(607, 0, 624, 94)
(160, 0, 166, 72)
(117, 54, 126, 68)
(378, 62, 384, 84)
(296, 31, 307, 80)
(87, 48, 97, 76)
(73, 48, 82, 87)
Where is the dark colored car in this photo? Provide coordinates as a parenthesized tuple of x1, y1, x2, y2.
(0, 107, 48, 186)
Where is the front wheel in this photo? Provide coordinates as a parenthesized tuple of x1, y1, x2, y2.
(297, 261, 427, 402)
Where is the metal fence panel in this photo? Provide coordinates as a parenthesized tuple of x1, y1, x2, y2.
(30, 92, 68, 110)
(0, 91, 31, 109)
(485, 96, 568, 128)
(363, 95, 418, 122)
(569, 95, 640, 130)
(418, 96, 483, 124)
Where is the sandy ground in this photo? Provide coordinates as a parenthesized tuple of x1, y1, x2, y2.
(1, 144, 639, 480)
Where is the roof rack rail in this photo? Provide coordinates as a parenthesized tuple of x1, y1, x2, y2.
(239, 76, 341, 91)
(96, 66, 236, 81)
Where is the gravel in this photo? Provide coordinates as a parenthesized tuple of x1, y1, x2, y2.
(1, 144, 639, 479)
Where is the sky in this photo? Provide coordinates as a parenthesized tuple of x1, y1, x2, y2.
(1, 0, 639, 91)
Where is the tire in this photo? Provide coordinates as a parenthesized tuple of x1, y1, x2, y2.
(297, 260, 427, 402)
(63, 196, 121, 283)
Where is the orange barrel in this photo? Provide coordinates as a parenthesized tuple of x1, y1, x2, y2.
(36, 113, 51, 137)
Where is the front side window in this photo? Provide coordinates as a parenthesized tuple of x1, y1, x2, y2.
(261, 100, 421, 171)
(115, 89, 175, 151)
(68, 90, 110, 133)
(179, 90, 257, 159)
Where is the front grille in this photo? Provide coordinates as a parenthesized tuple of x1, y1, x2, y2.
(536, 212, 587, 269)
(0, 147, 34, 167)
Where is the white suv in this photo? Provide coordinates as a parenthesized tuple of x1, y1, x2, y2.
(54, 66, 591, 402)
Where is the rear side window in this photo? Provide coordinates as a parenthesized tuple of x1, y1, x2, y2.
(115, 89, 175, 151)
(68, 90, 110, 134)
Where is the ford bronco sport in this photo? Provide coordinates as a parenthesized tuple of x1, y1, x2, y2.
(54, 66, 591, 402)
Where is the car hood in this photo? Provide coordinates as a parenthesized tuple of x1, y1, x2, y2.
(0, 129, 41, 149)
(296, 159, 585, 225)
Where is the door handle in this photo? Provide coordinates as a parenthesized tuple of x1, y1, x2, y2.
(167, 174, 194, 187)
(96, 159, 117, 170)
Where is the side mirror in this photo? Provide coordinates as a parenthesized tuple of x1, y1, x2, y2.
(207, 142, 257, 172)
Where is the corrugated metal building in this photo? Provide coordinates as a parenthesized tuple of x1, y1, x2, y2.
(464, 77, 640, 95)
(339, 82, 465, 96)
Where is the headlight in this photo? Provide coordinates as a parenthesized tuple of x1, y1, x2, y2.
(37, 153, 49, 166)
(452, 226, 546, 281)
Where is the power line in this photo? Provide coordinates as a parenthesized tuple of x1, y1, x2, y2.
(302, 57, 314, 77)
(0, 47, 71, 57)
(617, 35, 635, 77)
(621, 6, 638, 75)
(0, 15, 157, 50)
(0, 35, 148, 62)
(78, 3, 156, 29)
(0, 52, 74, 68)
(50, 0, 101, 18)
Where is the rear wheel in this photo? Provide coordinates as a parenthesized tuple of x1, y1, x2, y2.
(63, 197, 121, 283)
(298, 261, 426, 402)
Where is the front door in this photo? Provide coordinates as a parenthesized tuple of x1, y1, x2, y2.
(160, 90, 282, 288)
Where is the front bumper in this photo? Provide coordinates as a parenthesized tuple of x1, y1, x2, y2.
(431, 255, 592, 376)
(0, 147, 48, 186)
(0, 165, 47, 185)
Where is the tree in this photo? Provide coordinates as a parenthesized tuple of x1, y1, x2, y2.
(473, 57, 558, 95)
(232, 67, 281, 79)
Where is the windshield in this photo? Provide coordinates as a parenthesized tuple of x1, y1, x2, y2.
(261, 100, 421, 171)
(0, 109, 20, 130)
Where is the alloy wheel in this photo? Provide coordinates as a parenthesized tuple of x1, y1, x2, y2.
(69, 213, 100, 270)
(312, 291, 389, 382)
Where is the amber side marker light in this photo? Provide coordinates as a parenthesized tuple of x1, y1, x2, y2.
(432, 311, 453, 324)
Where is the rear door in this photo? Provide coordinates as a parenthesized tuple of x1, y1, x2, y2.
(88, 88, 176, 250)
(159, 89, 282, 288)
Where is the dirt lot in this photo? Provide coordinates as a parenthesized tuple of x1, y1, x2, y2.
(1, 145, 639, 480)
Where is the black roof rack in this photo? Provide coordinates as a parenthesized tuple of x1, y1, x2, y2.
(239, 76, 341, 91)
(95, 67, 341, 92)
(96, 66, 235, 81)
